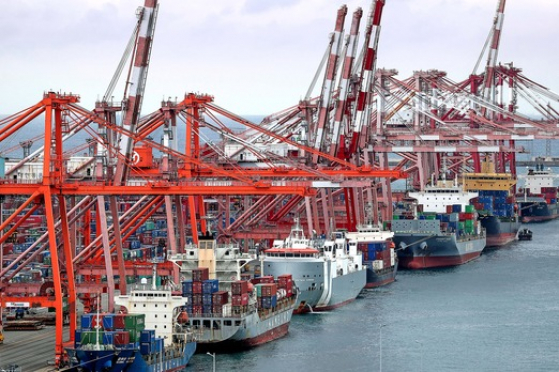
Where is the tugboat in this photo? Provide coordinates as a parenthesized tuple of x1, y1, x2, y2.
(517, 228, 533, 241)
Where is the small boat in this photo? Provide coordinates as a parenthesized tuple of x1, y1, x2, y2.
(517, 228, 533, 241)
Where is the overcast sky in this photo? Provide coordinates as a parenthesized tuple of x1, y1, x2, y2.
(1, 0, 557, 117)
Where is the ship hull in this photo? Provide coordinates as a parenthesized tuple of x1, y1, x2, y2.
(364, 262, 398, 288)
(68, 342, 196, 372)
(479, 215, 521, 247)
(189, 299, 295, 352)
(519, 201, 559, 223)
(394, 234, 486, 270)
(314, 269, 366, 311)
(262, 259, 325, 313)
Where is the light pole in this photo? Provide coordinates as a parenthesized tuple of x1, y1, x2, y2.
(379, 324, 387, 372)
(207, 352, 216, 372)
(415, 340, 423, 372)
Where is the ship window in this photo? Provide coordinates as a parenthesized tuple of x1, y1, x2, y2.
(134, 304, 137, 307)
(155, 314, 157, 318)
(143, 304, 146, 307)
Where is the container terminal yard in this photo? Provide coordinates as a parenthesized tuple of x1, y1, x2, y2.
(1, 0, 559, 370)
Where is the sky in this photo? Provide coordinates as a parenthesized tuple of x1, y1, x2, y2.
(1, 0, 558, 117)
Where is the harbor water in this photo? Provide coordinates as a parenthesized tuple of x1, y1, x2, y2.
(186, 219, 559, 371)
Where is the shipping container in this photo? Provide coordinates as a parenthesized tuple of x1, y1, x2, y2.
(231, 280, 249, 295)
(232, 293, 249, 306)
(182, 280, 193, 295)
(192, 281, 203, 294)
(260, 295, 278, 309)
(202, 279, 219, 294)
(212, 291, 229, 305)
(192, 268, 209, 282)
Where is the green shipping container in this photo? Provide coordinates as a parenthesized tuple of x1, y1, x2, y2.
(124, 313, 146, 330)
(128, 330, 141, 343)
(465, 205, 475, 213)
(81, 330, 104, 345)
(254, 284, 263, 297)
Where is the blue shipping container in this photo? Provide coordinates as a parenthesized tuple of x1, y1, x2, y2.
(202, 294, 213, 306)
(102, 314, 114, 330)
(81, 314, 93, 329)
(140, 329, 155, 343)
(182, 280, 193, 295)
(140, 342, 151, 355)
(202, 279, 219, 294)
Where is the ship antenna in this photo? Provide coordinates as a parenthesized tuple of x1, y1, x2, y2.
(152, 263, 158, 290)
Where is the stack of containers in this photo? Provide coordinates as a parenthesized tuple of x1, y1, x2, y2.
(140, 330, 164, 356)
(181, 280, 194, 314)
(212, 290, 229, 315)
(256, 282, 278, 309)
(75, 313, 145, 348)
(231, 280, 250, 314)
(276, 274, 293, 298)
(202, 278, 219, 314)
(542, 187, 558, 205)
(191, 268, 209, 315)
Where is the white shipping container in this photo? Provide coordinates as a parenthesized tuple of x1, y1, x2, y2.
(373, 260, 384, 270)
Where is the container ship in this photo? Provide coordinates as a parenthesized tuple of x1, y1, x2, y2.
(66, 266, 196, 372)
(392, 177, 486, 269)
(344, 223, 398, 287)
(260, 219, 366, 313)
(517, 163, 559, 222)
(181, 268, 297, 351)
(463, 159, 521, 247)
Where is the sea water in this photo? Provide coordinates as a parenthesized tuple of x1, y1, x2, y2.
(186, 219, 559, 371)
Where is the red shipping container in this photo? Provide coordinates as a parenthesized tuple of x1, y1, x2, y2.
(192, 268, 209, 282)
(192, 305, 203, 315)
(261, 283, 277, 297)
(231, 280, 249, 295)
(232, 293, 249, 306)
(113, 331, 130, 345)
(192, 281, 203, 294)
(113, 314, 126, 329)
(446, 205, 453, 214)
(278, 274, 293, 281)
(258, 276, 275, 284)
(212, 291, 229, 305)
(192, 294, 203, 306)
(277, 277, 293, 289)
(212, 305, 223, 314)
